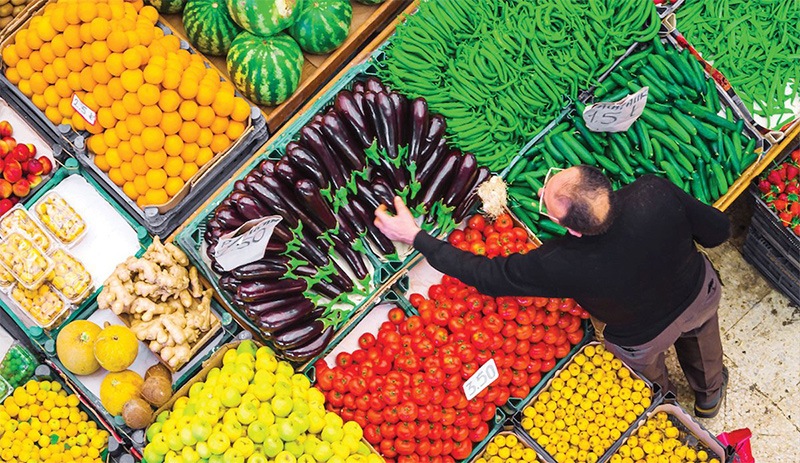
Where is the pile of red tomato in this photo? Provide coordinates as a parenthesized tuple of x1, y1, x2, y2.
(313, 214, 590, 463)
(446, 213, 536, 258)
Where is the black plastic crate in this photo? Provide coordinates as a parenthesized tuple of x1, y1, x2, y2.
(743, 228, 800, 306)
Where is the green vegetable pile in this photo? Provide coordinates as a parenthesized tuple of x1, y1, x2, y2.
(507, 39, 760, 241)
(378, 0, 661, 171)
(0, 343, 37, 388)
(677, 0, 800, 128)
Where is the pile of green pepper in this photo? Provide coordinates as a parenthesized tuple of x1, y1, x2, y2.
(378, 0, 660, 171)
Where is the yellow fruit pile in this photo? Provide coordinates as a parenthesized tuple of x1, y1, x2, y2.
(1, 0, 251, 207)
(475, 433, 539, 463)
(609, 411, 721, 463)
(520, 344, 653, 463)
(0, 380, 109, 463)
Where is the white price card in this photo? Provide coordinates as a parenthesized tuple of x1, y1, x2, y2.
(214, 216, 282, 271)
(583, 86, 649, 133)
(71, 94, 97, 126)
(463, 359, 499, 401)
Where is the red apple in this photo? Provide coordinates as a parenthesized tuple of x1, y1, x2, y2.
(0, 121, 12, 138)
(25, 144, 36, 157)
(12, 179, 30, 198)
(10, 144, 30, 163)
(0, 159, 5, 172)
(26, 174, 42, 188)
(0, 179, 11, 199)
(26, 159, 43, 175)
(0, 198, 12, 215)
(38, 157, 53, 175)
(8, 196, 17, 205)
(3, 160, 22, 183)
(2, 137, 16, 150)
(0, 139, 8, 157)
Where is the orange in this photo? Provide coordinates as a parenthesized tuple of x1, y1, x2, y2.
(163, 134, 184, 157)
(196, 146, 213, 166)
(88, 135, 107, 156)
(160, 34, 181, 52)
(157, 89, 180, 112)
(80, 44, 95, 66)
(145, 169, 167, 189)
(142, 62, 163, 85)
(94, 154, 110, 171)
(140, 105, 162, 127)
(90, 18, 111, 41)
(180, 162, 199, 182)
(195, 84, 215, 106)
(42, 64, 57, 84)
(103, 128, 121, 149)
(121, 48, 141, 70)
(29, 73, 47, 95)
(174, 49, 192, 68)
(136, 26, 155, 47)
(127, 116, 144, 135)
(125, 31, 140, 48)
(147, 41, 167, 61)
(90, 41, 110, 63)
(164, 156, 183, 177)
(164, 177, 184, 197)
(32, 94, 47, 111)
(161, 68, 180, 90)
(197, 128, 213, 148)
(144, 188, 168, 205)
(139, 5, 159, 23)
(39, 44, 55, 63)
(178, 80, 198, 100)
(79, 23, 94, 45)
(51, 35, 69, 58)
(45, 106, 63, 125)
(178, 121, 199, 143)
(195, 106, 215, 128)
(106, 149, 122, 168)
(97, 2, 113, 20)
(35, 19, 58, 42)
(122, 93, 142, 115)
(107, 77, 125, 100)
(63, 25, 83, 49)
(136, 83, 159, 106)
(2, 45, 20, 67)
(105, 53, 125, 77)
(93, 84, 113, 108)
(65, 3, 81, 25)
(111, 101, 128, 122)
(210, 134, 230, 154)
(78, 2, 98, 23)
(65, 49, 84, 72)
(133, 175, 148, 195)
(122, 181, 138, 200)
(82, 93, 100, 112)
(54, 79, 72, 98)
(180, 143, 199, 163)
(53, 58, 70, 78)
(66, 70, 82, 91)
(210, 116, 229, 135)
(97, 108, 116, 129)
(28, 52, 45, 72)
(108, 168, 125, 186)
(5, 68, 21, 85)
(159, 112, 181, 135)
(178, 100, 198, 121)
(16, 60, 34, 79)
(79, 67, 96, 92)
(43, 87, 60, 107)
(107, 30, 129, 54)
(212, 92, 235, 117)
(117, 141, 134, 161)
(226, 121, 246, 140)
(120, 69, 143, 92)
(25, 28, 45, 51)
(18, 79, 33, 97)
(120, 163, 135, 182)
(143, 149, 166, 169)
(131, 135, 145, 154)
(131, 155, 148, 175)
(141, 127, 165, 151)
(50, 12, 68, 33)
(71, 113, 87, 132)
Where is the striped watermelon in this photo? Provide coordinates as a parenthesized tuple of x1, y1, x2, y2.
(225, 0, 300, 37)
(226, 31, 304, 105)
(146, 0, 187, 13)
(184, 0, 242, 56)
(288, 0, 352, 54)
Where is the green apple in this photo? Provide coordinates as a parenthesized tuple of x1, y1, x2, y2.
(209, 455, 225, 463)
(222, 349, 239, 366)
(143, 444, 166, 463)
(321, 425, 343, 443)
(323, 413, 343, 428)
(237, 340, 258, 357)
(271, 395, 293, 418)
(274, 380, 293, 397)
(248, 452, 269, 463)
(237, 401, 259, 425)
(255, 352, 278, 372)
(221, 387, 242, 408)
(224, 448, 245, 463)
(181, 446, 200, 463)
(276, 361, 294, 378)
(233, 437, 256, 459)
(284, 440, 304, 459)
(254, 370, 276, 385)
(307, 412, 325, 434)
(162, 419, 177, 434)
(223, 409, 240, 424)
(262, 432, 284, 458)
(256, 345, 275, 359)
(257, 403, 275, 426)
(249, 382, 275, 402)
(230, 374, 250, 394)
(277, 417, 301, 442)
(291, 398, 310, 417)
(207, 431, 231, 455)
(180, 426, 197, 447)
(196, 409, 219, 428)
(313, 441, 334, 463)
(149, 433, 170, 455)
(356, 443, 371, 456)
(298, 455, 315, 463)
(146, 422, 163, 442)
(235, 363, 255, 382)
(346, 455, 367, 463)
(291, 374, 311, 390)
(168, 431, 185, 452)
(288, 412, 309, 434)
(247, 420, 269, 444)
(276, 450, 298, 463)
(206, 368, 221, 384)
(328, 455, 345, 463)
(303, 436, 320, 456)
(163, 450, 183, 463)
(342, 422, 362, 441)
(331, 441, 350, 459)
(157, 411, 170, 423)
(341, 435, 360, 454)
(189, 382, 205, 398)
(222, 420, 244, 442)
(191, 419, 212, 442)
(196, 442, 211, 460)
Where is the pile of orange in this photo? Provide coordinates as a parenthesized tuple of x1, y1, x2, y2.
(1, 0, 251, 207)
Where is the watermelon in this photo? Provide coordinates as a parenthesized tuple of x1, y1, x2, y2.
(146, 0, 187, 13)
(225, 0, 301, 37)
(227, 31, 304, 105)
(184, 0, 242, 56)
(352, 0, 384, 4)
(288, 0, 352, 54)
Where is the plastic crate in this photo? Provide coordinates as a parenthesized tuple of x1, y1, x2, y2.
(467, 427, 552, 463)
(743, 227, 800, 306)
(0, 340, 37, 387)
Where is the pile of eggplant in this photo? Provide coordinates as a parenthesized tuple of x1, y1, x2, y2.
(203, 77, 489, 362)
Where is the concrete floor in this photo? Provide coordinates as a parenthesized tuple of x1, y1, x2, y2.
(663, 196, 800, 461)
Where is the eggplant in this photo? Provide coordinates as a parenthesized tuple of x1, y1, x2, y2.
(275, 160, 301, 187)
(352, 81, 366, 94)
(336, 201, 366, 237)
(237, 278, 306, 303)
(245, 170, 264, 187)
(443, 153, 478, 207)
(365, 77, 385, 93)
(244, 295, 305, 317)
(331, 234, 370, 280)
(295, 179, 338, 231)
(355, 178, 382, 211)
(409, 98, 429, 163)
(246, 177, 302, 229)
(219, 275, 241, 293)
(282, 326, 334, 361)
(351, 198, 396, 256)
(214, 206, 246, 230)
(206, 242, 217, 260)
(232, 259, 288, 281)
(334, 90, 374, 148)
(259, 175, 328, 238)
(299, 125, 347, 190)
(416, 144, 451, 188)
(321, 110, 366, 171)
(311, 279, 343, 300)
(371, 177, 395, 207)
(389, 92, 408, 147)
(418, 115, 446, 163)
(376, 92, 399, 159)
(258, 160, 277, 176)
(454, 167, 491, 222)
(258, 299, 316, 333)
(231, 192, 270, 220)
(353, 92, 370, 133)
(273, 318, 325, 350)
(286, 142, 329, 188)
(420, 151, 460, 211)
(363, 92, 385, 152)
(233, 180, 249, 192)
(205, 218, 224, 243)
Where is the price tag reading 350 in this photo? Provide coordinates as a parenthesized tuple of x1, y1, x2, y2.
(214, 216, 282, 271)
(583, 86, 649, 133)
(463, 359, 499, 401)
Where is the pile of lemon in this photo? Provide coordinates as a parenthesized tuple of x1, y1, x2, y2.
(609, 411, 721, 463)
(475, 433, 539, 463)
(0, 380, 109, 463)
(1, 0, 251, 207)
(520, 344, 653, 463)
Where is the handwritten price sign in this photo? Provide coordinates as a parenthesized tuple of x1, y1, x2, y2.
(214, 216, 282, 271)
(463, 359, 499, 401)
(71, 94, 97, 126)
(583, 86, 649, 132)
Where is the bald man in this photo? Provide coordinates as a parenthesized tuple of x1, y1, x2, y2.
(375, 166, 731, 418)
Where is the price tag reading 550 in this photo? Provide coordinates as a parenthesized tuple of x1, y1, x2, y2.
(463, 359, 499, 401)
(214, 216, 282, 271)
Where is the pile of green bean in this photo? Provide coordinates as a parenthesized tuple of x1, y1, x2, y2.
(677, 0, 800, 129)
(378, 0, 661, 171)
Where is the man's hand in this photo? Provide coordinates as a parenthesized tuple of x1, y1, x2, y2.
(374, 196, 421, 245)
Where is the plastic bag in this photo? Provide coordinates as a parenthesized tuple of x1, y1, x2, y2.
(717, 428, 754, 463)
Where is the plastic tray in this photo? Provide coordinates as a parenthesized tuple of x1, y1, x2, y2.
(9, 281, 69, 329)
(0, 204, 54, 252)
(743, 227, 800, 307)
(0, 341, 37, 387)
(0, 372, 10, 402)
(48, 247, 94, 304)
(0, 231, 53, 289)
(32, 191, 88, 247)
(468, 428, 551, 463)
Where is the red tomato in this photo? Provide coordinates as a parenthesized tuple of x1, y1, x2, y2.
(469, 241, 486, 255)
(456, 241, 470, 251)
(336, 352, 352, 368)
(388, 307, 406, 324)
(483, 224, 496, 236)
(447, 229, 465, 245)
(467, 214, 486, 231)
(364, 424, 382, 444)
(428, 284, 445, 299)
(464, 228, 482, 243)
(494, 213, 513, 231)
(380, 440, 397, 458)
(408, 293, 425, 308)
(468, 422, 489, 443)
(358, 333, 376, 350)
(512, 227, 528, 241)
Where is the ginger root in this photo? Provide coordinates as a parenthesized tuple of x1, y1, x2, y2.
(97, 237, 217, 370)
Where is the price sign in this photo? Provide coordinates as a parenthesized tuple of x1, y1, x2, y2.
(463, 359, 499, 401)
(214, 216, 282, 271)
(71, 94, 97, 126)
(583, 87, 649, 132)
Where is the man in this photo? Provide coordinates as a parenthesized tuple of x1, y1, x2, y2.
(374, 166, 730, 418)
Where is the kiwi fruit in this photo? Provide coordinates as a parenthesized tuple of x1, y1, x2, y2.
(144, 363, 172, 382)
(122, 398, 153, 429)
(141, 375, 172, 407)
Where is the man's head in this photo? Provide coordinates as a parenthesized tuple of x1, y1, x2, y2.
(539, 165, 615, 236)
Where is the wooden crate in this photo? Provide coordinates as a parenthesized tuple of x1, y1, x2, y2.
(161, 0, 412, 134)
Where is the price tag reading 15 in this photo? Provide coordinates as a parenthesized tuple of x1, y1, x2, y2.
(463, 359, 499, 401)
(583, 86, 649, 133)
(214, 216, 282, 271)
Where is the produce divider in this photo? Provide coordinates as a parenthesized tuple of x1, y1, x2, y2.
(0, 0, 45, 44)
(466, 428, 550, 463)
(160, 0, 414, 134)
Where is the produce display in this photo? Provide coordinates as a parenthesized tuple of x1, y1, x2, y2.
(474, 433, 540, 463)
(1, 0, 252, 207)
(378, 0, 661, 171)
(0, 343, 37, 388)
(506, 39, 760, 239)
(10, 283, 66, 328)
(0, 0, 33, 29)
(34, 192, 87, 245)
(520, 344, 653, 463)
(142, 340, 381, 463)
(0, 379, 110, 463)
(677, 0, 800, 128)
(204, 77, 489, 362)
(0, 232, 52, 289)
(0, 119, 54, 215)
(609, 411, 721, 463)
(97, 237, 215, 369)
(0, 206, 52, 251)
(756, 149, 800, 236)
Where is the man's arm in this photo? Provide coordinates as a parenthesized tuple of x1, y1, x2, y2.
(661, 177, 731, 247)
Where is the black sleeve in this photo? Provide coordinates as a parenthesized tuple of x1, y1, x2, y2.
(661, 177, 731, 247)
(413, 231, 567, 297)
